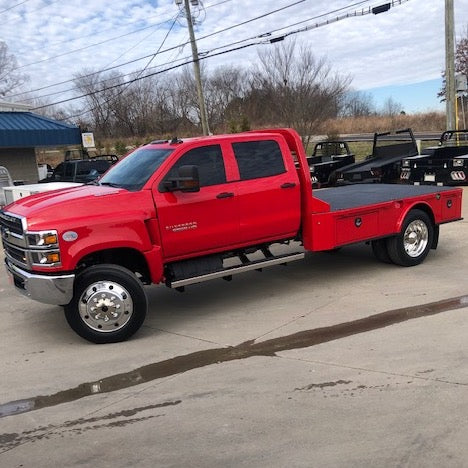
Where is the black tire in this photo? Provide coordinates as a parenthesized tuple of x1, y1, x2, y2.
(386, 209, 434, 267)
(371, 238, 392, 264)
(64, 264, 147, 344)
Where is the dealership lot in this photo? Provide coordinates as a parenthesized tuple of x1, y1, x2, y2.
(1, 188, 468, 467)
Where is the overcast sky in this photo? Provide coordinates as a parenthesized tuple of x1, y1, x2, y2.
(1, 0, 468, 113)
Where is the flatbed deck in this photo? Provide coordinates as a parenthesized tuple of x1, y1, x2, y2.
(314, 184, 458, 212)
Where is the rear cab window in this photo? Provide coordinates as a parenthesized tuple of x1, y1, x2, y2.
(231, 140, 286, 180)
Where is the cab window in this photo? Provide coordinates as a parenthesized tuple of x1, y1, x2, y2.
(164, 145, 226, 187)
(232, 140, 285, 180)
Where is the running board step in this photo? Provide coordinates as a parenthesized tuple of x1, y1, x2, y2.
(169, 252, 305, 289)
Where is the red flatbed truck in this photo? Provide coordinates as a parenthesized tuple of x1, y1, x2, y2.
(0, 128, 463, 343)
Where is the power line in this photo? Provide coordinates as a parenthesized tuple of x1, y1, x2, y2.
(22, 0, 375, 103)
(8, 0, 237, 70)
(61, 13, 182, 121)
(10, 19, 180, 71)
(34, 42, 257, 113)
(11, 0, 311, 98)
(2, 0, 60, 22)
(32, 0, 411, 113)
(275, 0, 410, 41)
(11, 0, 307, 72)
(0, 0, 31, 14)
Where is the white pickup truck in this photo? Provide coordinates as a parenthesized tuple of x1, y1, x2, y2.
(2, 182, 82, 206)
(0, 166, 14, 208)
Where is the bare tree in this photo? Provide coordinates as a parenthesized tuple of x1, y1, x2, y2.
(73, 70, 125, 137)
(249, 40, 351, 149)
(167, 67, 199, 126)
(340, 90, 376, 117)
(204, 65, 248, 130)
(0, 41, 28, 97)
(381, 97, 403, 117)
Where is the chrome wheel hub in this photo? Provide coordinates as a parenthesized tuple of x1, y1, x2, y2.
(78, 281, 133, 332)
(403, 220, 429, 258)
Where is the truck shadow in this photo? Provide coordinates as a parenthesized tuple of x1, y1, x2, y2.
(142, 243, 396, 335)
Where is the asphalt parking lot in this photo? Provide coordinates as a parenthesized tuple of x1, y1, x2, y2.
(1, 188, 468, 467)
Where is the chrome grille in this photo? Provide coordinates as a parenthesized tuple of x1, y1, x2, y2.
(5, 244, 27, 264)
(1, 211, 28, 268)
(0, 211, 24, 236)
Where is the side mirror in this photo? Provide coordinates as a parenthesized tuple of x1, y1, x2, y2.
(162, 165, 200, 192)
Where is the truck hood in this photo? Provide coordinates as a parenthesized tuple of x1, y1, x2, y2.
(4, 184, 156, 231)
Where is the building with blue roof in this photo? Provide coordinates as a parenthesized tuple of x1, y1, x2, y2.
(0, 101, 81, 183)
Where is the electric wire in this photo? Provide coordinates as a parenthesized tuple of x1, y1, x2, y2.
(2, 0, 60, 22)
(54, 13, 181, 119)
(23, 0, 410, 112)
(24, 0, 381, 105)
(10, 0, 308, 72)
(10, 0, 313, 98)
(0, 0, 31, 14)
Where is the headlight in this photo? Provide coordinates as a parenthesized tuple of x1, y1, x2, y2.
(30, 251, 61, 266)
(453, 159, 464, 167)
(26, 230, 59, 247)
(402, 160, 410, 167)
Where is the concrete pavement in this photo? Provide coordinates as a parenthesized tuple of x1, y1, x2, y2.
(0, 188, 467, 467)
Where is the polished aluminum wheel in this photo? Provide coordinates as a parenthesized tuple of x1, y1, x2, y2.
(78, 281, 134, 332)
(403, 220, 429, 258)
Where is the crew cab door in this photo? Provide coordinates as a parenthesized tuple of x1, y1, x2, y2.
(153, 144, 239, 260)
(231, 139, 301, 243)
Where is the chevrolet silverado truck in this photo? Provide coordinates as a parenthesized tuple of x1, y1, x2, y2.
(400, 130, 468, 185)
(334, 129, 419, 185)
(306, 140, 355, 187)
(0, 129, 463, 343)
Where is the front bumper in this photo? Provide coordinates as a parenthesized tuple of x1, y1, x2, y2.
(4, 258, 75, 306)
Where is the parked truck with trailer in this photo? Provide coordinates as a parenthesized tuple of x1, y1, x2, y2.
(334, 128, 419, 185)
(305, 140, 355, 188)
(0, 128, 463, 343)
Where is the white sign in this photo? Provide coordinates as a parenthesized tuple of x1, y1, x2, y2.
(82, 132, 95, 148)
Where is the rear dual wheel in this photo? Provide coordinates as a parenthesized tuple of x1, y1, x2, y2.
(372, 209, 434, 267)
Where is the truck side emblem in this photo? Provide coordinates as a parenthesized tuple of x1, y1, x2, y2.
(355, 218, 362, 227)
(166, 222, 198, 232)
(63, 231, 78, 242)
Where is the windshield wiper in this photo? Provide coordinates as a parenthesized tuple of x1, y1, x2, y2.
(99, 182, 122, 188)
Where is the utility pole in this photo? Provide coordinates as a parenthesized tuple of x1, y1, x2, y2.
(179, 0, 210, 135)
(445, 0, 456, 131)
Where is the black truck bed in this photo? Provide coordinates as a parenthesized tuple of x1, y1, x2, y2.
(342, 154, 406, 174)
(314, 184, 457, 212)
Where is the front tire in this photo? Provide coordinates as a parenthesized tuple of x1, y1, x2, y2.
(64, 264, 147, 343)
(386, 209, 434, 267)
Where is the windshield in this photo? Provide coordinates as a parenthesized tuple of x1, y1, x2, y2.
(99, 147, 174, 191)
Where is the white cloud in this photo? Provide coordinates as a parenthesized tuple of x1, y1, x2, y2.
(0, 0, 467, 108)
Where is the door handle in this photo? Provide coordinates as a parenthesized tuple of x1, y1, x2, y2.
(216, 192, 234, 199)
(281, 182, 296, 189)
